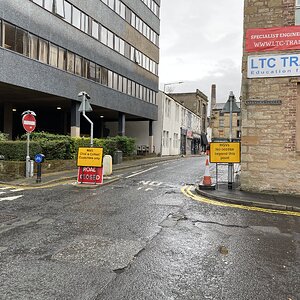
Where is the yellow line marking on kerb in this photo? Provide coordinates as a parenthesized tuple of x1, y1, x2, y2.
(181, 186, 300, 217)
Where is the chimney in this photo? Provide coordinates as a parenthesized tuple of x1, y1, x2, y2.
(211, 84, 216, 116)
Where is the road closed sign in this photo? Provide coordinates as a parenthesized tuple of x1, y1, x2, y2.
(77, 147, 103, 167)
(210, 142, 241, 163)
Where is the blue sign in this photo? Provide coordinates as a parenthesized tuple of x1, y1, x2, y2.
(248, 54, 300, 78)
(34, 154, 45, 163)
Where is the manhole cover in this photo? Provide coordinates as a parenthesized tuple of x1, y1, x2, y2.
(0, 214, 18, 224)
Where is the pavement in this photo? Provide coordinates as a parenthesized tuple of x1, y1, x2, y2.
(1, 155, 299, 212)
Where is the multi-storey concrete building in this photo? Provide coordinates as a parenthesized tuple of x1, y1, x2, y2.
(242, 0, 300, 195)
(0, 0, 160, 140)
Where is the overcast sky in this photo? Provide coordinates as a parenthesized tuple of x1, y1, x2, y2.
(159, 0, 244, 103)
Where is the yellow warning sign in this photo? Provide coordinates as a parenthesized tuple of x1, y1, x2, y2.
(210, 142, 241, 163)
(77, 147, 103, 167)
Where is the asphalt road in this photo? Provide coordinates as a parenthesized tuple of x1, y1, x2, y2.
(0, 156, 299, 300)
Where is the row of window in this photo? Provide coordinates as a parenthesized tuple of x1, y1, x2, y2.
(30, 0, 158, 75)
(140, 0, 160, 17)
(100, 0, 159, 45)
(0, 20, 157, 104)
(162, 131, 180, 149)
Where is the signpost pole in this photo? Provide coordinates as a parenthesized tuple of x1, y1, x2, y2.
(78, 91, 93, 148)
(228, 92, 234, 190)
(22, 111, 36, 178)
(26, 132, 30, 178)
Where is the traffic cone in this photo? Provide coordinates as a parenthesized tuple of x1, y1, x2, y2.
(198, 152, 216, 190)
(203, 157, 212, 186)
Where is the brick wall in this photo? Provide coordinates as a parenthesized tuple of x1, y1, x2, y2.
(241, 0, 300, 195)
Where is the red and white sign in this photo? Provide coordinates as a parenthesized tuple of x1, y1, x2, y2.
(246, 26, 300, 52)
(77, 167, 103, 185)
(22, 114, 36, 133)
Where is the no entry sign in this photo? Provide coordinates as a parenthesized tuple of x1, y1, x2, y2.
(22, 113, 36, 133)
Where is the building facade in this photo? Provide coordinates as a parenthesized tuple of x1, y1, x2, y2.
(0, 0, 160, 140)
(241, 0, 300, 195)
(119, 91, 204, 156)
(168, 89, 209, 153)
(210, 102, 241, 141)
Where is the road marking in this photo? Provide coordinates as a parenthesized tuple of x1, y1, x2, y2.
(181, 186, 300, 217)
(125, 166, 158, 178)
(145, 188, 153, 192)
(10, 188, 24, 192)
(0, 195, 23, 202)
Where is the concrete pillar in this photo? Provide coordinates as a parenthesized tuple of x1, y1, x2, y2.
(149, 120, 154, 153)
(71, 101, 80, 137)
(99, 118, 104, 138)
(118, 112, 125, 136)
(3, 103, 13, 140)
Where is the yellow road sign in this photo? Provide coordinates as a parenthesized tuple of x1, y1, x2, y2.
(77, 147, 103, 167)
(210, 142, 241, 163)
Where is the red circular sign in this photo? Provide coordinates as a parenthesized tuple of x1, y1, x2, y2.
(22, 114, 36, 133)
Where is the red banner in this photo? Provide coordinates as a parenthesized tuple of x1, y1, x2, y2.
(246, 26, 300, 52)
(77, 167, 103, 185)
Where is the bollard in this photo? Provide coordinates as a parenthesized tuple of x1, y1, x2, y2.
(103, 155, 113, 176)
(34, 154, 45, 183)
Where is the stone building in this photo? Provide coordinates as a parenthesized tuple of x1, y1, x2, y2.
(168, 89, 209, 151)
(0, 0, 160, 141)
(210, 102, 241, 141)
(241, 0, 300, 195)
(210, 85, 241, 141)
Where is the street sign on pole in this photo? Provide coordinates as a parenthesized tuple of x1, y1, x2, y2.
(21, 110, 36, 178)
(78, 91, 94, 147)
(22, 113, 36, 133)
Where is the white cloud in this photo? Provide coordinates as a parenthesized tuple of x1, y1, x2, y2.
(159, 0, 243, 101)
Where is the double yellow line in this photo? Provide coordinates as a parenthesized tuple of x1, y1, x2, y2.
(181, 186, 300, 217)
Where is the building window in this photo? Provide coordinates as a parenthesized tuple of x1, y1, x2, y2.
(107, 69, 112, 87)
(33, 0, 43, 5)
(44, 0, 54, 12)
(54, 0, 65, 17)
(49, 43, 58, 67)
(4, 23, 15, 50)
(64, 1, 72, 23)
(28, 34, 38, 59)
(67, 51, 75, 73)
(296, 0, 300, 24)
(75, 55, 82, 76)
(38, 38, 49, 64)
(58, 47, 66, 70)
(92, 20, 99, 39)
(100, 26, 108, 44)
(101, 68, 108, 87)
(219, 118, 224, 128)
(237, 119, 240, 127)
(16, 28, 28, 55)
(72, 6, 81, 29)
